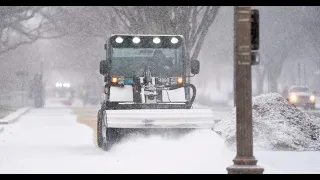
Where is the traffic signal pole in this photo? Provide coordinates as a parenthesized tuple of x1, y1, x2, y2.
(227, 6, 264, 174)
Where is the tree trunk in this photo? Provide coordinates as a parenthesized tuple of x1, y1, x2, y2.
(256, 73, 264, 95)
(216, 72, 221, 91)
(269, 73, 278, 93)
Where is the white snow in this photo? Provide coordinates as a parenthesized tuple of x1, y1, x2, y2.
(215, 93, 320, 151)
(0, 107, 237, 174)
(255, 151, 320, 174)
(0, 99, 319, 173)
(45, 97, 99, 109)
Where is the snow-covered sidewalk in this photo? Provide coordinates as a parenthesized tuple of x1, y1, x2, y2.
(0, 107, 31, 125)
(0, 107, 31, 128)
(0, 107, 31, 134)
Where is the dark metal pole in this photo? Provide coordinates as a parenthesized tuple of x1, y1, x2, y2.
(233, 6, 237, 107)
(298, 62, 301, 85)
(304, 63, 307, 85)
(227, 6, 264, 174)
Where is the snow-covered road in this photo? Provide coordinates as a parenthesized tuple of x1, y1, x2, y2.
(0, 103, 319, 174)
(0, 106, 237, 174)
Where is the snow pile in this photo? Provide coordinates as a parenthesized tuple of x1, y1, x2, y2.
(215, 93, 320, 151)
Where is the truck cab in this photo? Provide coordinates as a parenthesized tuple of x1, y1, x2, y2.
(100, 34, 200, 110)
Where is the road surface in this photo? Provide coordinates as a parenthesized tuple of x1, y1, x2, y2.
(0, 101, 319, 173)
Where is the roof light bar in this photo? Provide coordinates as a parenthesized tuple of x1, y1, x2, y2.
(132, 37, 141, 44)
(171, 37, 179, 44)
(115, 37, 123, 43)
(153, 37, 161, 44)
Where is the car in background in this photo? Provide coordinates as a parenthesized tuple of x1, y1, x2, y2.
(287, 85, 316, 110)
(53, 82, 72, 98)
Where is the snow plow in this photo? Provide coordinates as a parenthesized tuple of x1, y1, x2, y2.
(97, 34, 215, 151)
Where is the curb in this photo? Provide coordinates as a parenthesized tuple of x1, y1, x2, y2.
(0, 107, 32, 125)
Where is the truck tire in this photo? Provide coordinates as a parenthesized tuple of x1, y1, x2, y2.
(101, 127, 119, 151)
(97, 109, 120, 151)
(97, 110, 103, 148)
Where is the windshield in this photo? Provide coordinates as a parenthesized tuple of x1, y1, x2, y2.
(290, 87, 310, 92)
(110, 47, 184, 77)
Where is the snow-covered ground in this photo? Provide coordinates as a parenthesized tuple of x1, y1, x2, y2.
(0, 98, 320, 173)
(45, 97, 100, 109)
(255, 151, 320, 174)
(0, 107, 240, 174)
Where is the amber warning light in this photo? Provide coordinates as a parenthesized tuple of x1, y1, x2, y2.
(112, 77, 118, 83)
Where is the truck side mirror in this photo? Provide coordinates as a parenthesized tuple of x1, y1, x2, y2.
(100, 60, 109, 75)
(251, 51, 260, 65)
(191, 60, 200, 75)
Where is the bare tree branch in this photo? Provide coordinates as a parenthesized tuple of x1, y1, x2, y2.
(191, 7, 220, 60)
(0, 6, 69, 55)
(108, 6, 221, 60)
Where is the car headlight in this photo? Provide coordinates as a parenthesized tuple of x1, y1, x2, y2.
(310, 95, 316, 102)
(55, 82, 62, 88)
(290, 94, 297, 102)
(63, 83, 70, 88)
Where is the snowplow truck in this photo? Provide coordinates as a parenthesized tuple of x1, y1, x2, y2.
(97, 34, 215, 151)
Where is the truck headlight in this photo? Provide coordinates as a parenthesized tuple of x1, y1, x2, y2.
(177, 77, 183, 84)
(111, 76, 125, 86)
(169, 77, 183, 85)
(310, 95, 316, 102)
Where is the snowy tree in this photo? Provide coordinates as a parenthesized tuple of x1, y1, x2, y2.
(253, 7, 310, 94)
(53, 6, 221, 62)
(47, 6, 220, 86)
(0, 6, 68, 55)
(111, 6, 220, 61)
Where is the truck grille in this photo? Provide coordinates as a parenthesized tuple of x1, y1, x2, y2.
(298, 96, 310, 103)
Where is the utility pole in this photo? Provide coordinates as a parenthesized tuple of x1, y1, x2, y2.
(303, 63, 307, 85)
(233, 6, 237, 107)
(227, 6, 264, 174)
(298, 62, 301, 85)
